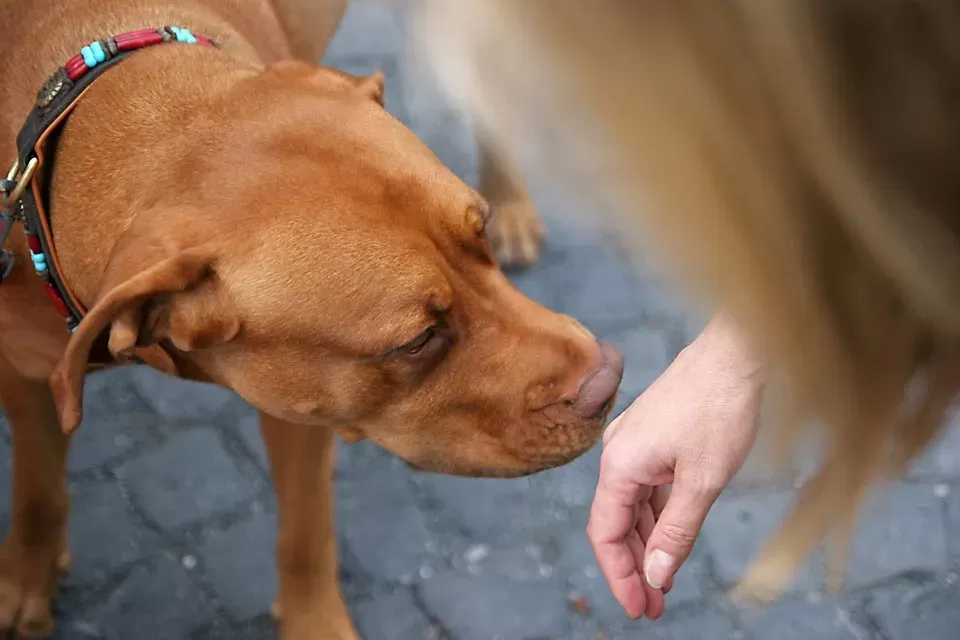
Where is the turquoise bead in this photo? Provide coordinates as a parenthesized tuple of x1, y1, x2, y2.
(81, 45, 97, 68)
(90, 41, 106, 63)
(171, 26, 197, 44)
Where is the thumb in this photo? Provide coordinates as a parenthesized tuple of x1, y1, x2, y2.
(643, 483, 720, 589)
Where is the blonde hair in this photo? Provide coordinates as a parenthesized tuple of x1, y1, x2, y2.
(413, 0, 960, 596)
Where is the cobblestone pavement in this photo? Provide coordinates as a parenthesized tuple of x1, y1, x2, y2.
(3, 2, 960, 639)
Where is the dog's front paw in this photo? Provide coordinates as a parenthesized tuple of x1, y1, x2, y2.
(0, 537, 70, 639)
(488, 197, 544, 270)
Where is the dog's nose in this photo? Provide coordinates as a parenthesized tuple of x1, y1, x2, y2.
(573, 342, 624, 418)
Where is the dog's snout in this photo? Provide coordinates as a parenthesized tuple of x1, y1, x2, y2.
(572, 342, 624, 418)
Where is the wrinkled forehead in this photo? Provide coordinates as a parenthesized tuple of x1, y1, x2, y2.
(219, 216, 453, 348)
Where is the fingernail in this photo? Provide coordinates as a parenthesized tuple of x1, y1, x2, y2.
(645, 550, 676, 589)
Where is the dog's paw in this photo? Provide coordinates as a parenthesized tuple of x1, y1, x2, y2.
(0, 539, 70, 639)
(488, 197, 544, 270)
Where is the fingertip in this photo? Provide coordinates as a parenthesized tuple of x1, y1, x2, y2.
(662, 576, 675, 595)
(614, 576, 647, 620)
(644, 588, 665, 620)
(642, 578, 666, 620)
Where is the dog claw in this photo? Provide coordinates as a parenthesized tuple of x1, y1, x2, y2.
(0, 582, 54, 639)
(15, 595, 55, 639)
(0, 540, 67, 640)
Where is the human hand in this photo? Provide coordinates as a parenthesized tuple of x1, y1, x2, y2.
(587, 313, 764, 619)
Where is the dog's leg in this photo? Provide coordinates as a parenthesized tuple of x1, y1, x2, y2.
(270, 0, 350, 63)
(478, 130, 544, 270)
(260, 413, 358, 640)
(0, 366, 71, 639)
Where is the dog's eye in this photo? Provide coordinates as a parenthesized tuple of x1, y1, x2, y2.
(402, 327, 437, 355)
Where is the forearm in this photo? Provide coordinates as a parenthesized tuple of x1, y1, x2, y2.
(687, 311, 765, 391)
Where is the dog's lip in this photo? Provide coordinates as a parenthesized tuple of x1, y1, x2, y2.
(402, 446, 582, 478)
(592, 394, 617, 420)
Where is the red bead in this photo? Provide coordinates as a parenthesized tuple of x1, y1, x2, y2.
(114, 28, 158, 44)
(43, 282, 71, 318)
(115, 32, 163, 51)
(65, 56, 87, 81)
(26, 235, 42, 254)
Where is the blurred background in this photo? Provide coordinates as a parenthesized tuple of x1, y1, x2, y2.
(3, 1, 959, 639)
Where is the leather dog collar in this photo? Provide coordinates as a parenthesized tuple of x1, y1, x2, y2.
(0, 26, 218, 333)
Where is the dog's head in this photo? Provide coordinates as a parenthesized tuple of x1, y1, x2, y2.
(50, 61, 621, 477)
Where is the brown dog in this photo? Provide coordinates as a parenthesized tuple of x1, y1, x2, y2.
(0, 0, 621, 638)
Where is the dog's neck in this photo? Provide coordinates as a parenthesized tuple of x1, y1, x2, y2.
(49, 45, 261, 305)
(1, 0, 292, 140)
(0, 0, 296, 307)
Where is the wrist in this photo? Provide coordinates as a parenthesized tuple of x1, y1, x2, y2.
(690, 312, 765, 391)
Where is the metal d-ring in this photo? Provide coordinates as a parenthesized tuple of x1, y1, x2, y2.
(0, 157, 38, 212)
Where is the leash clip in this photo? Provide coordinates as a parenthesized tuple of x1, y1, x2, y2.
(0, 157, 39, 284)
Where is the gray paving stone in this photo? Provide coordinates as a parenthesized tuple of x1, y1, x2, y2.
(68, 408, 157, 474)
(193, 616, 272, 640)
(405, 108, 478, 185)
(67, 480, 160, 582)
(118, 428, 257, 532)
(69, 368, 158, 473)
(507, 256, 567, 311)
(618, 248, 706, 331)
(413, 474, 554, 544)
(739, 597, 865, 640)
(605, 325, 673, 415)
(197, 511, 277, 621)
(69, 553, 219, 640)
(232, 407, 269, 472)
(554, 244, 647, 337)
(351, 589, 435, 640)
(702, 490, 826, 592)
(666, 542, 715, 607)
(532, 445, 601, 509)
(626, 610, 739, 640)
(337, 458, 434, 581)
(126, 366, 240, 427)
(909, 413, 960, 479)
(335, 439, 394, 476)
(530, 182, 615, 252)
(448, 535, 561, 583)
(946, 489, 960, 563)
(325, 0, 404, 62)
(866, 580, 960, 640)
(82, 367, 153, 417)
(845, 484, 947, 587)
(420, 569, 569, 640)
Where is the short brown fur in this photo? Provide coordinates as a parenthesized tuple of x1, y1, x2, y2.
(0, 1, 615, 637)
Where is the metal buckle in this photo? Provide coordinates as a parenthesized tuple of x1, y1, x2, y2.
(0, 157, 38, 284)
(1, 157, 38, 214)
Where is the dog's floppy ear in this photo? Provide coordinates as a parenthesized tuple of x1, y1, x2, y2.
(50, 207, 238, 433)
